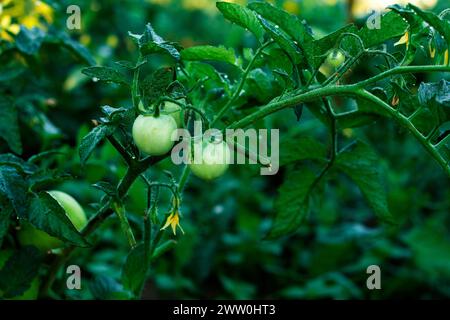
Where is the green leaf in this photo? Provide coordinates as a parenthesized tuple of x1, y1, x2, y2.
(151, 240, 177, 261)
(258, 16, 302, 64)
(82, 66, 130, 86)
(0, 247, 42, 298)
(409, 4, 450, 45)
(79, 125, 115, 164)
(405, 222, 450, 279)
(248, 2, 314, 64)
(138, 23, 181, 60)
(216, 1, 264, 43)
(121, 244, 147, 295)
(15, 26, 45, 55)
(53, 32, 96, 65)
(267, 167, 317, 239)
(335, 141, 395, 224)
(181, 45, 237, 65)
(27, 192, 89, 247)
(140, 67, 174, 106)
(0, 165, 28, 218)
(0, 202, 12, 247)
(358, 11, 408, 48)
(312, 24, 357, 68)
(0, 62, 26, 82)
(90, 275, 132, 300)
(0, 97, 22, 154)
(280, 135, 327, 166)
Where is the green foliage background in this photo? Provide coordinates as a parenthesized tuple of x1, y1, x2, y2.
(1, 0, 450, 299)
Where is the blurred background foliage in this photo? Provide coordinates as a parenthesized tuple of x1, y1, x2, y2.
(1, 0, 449, 299)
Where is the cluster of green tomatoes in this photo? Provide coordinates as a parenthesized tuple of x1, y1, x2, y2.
(132, 99, 231, 180)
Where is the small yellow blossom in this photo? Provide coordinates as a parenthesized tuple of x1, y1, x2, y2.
(0, 0, 53, 41)
(161, 211, 184, 235)
(161, 197, 184, 236)
(0, 15, 20, 41)
(444, 49, 449, 66)
(394, 31, 409, 48)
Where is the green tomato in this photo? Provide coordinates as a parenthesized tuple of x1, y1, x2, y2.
(138, 99, 185, 127)
(0, 250, 40, 300)
(132, 114, 177, 156)
(161, 98, 185, 127)
(326, 49, 346, 68)
(17, 191, 87, 252)
(189, 141, 231, 180)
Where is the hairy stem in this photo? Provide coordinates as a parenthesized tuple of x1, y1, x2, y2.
(211, 41, 274, 126)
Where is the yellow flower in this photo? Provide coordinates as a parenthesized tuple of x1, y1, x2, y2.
(394, 31, 409, 48)
(1, 0, 53, 32)
(445, 49, 449, 66)
(161, 210, 184, 235)
(0, 15, 20, 41)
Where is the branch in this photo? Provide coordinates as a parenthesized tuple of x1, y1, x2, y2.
(211, 40, 274, 126)
(354, 65, 450, 88)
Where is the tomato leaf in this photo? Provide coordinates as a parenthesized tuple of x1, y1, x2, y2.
(258, 16, 302, 65)
(0, 165, 28, 218)
(335, 141, 395, 224)
(0, 97, 22, 155)
(181, 45, 237, 65)
(267, 167, 317, 239)
(0, 246, 42, 298)
(138, 23, 181, 60)
(26, 192, 89, 247)
(121, 243, 147, 295)
(15, 26, 46, 55)
(79, 124, 116, 165)
(82, 66, 130, 86)
(216, 1, 264, 43)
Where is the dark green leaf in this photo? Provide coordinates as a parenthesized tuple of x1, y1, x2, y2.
(90, 275, 132, 300)
(0, 165, 28, 217)
(0, 202, 12, 247)
(336, 141, 395, 224)
(79, 125, 115, 164)
(139, 23, 180, 60)
(140, 67, 174, 106)
(26, 192, 89, 247)
(121, 244, 147, 295)
(248, 2, 314, 64)
(181, 45, 237, 65)
(151, 240, 177, 261)
(267, 167, 317, 238)
(0, 97, 22, 154)
(0, 246, 42, 298)
(82, 66, 130, 86)
(258, 16, 302, 64)
(15, 26, 45, 55)
(216, 1, 264, 43)
(280, 136, 327, 166)
(358, 11, 408, 48)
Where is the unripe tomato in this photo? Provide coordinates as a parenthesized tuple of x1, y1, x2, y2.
(139, 99, 185, 127)
(326, 49, 346, 68)
(0, 250, 40, 300)
(162, 98, 185, 127)
(17, 191, 87, 252)
(132, 114, 177, 156)
(189, 141, 231, 180)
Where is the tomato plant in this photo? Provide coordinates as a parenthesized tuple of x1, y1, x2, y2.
(0, 0, 450, 301)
